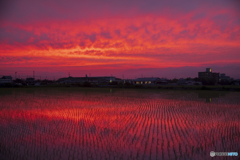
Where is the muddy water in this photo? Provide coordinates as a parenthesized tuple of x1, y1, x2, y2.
(0, 88, 239, 160)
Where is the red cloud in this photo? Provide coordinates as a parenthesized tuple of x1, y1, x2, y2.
(0, 0, 240, 78)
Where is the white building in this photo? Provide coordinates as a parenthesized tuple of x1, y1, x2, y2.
(0, 76, 13, 84)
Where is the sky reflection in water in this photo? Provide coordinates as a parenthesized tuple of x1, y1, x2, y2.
(0, 88, 239, 159)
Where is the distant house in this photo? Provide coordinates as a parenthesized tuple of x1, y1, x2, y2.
(26, 78, 35, 82)
(90, 76, 115, 83)
(0, 76, 13, 84)
(57, 76, 115, 84)
(177, 78, 187, 85)
(177, 78, 202, 85)
(159, 78, 169, 84)
(232, 79, 240, 85)
(219, 73, 231, 82)
(57, 76, 80, 84)
(26, 77, 35, 85)
(135, 77, 160, 84)
(122, 79, 134, 84)
(194, 82, 202, 85)
(114, 78, 122, 84)
(233, 82, 239, 85)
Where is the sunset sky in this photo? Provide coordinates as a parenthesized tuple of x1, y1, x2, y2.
(0, 0, 240, 79)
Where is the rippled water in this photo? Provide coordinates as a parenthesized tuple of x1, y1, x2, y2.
(0, 88, 239, 160)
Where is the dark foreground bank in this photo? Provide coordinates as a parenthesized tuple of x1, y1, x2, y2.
(1, 83, 240, 91)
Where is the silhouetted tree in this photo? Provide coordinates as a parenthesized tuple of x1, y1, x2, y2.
(193, 77, 199, 81)
(171, 78, 178, 83)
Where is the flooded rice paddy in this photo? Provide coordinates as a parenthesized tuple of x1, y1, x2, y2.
(0, 88, 239, 160)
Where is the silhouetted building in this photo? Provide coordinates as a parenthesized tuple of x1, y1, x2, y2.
(206, 68, 212, 72)
(177, 78, 202, 85)
(25, 77, 35, 85)
(135, 77, 160, 84)
(26, 78, 35, 82)
(219, 74, 230, 82)
(198, 68, 219, 85)
(0, 76, 13, 84)
(177, 78, 187, 85)
(123, 79, 134, 84)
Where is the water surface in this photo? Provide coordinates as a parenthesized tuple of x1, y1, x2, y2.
(0, 88, 239, 160)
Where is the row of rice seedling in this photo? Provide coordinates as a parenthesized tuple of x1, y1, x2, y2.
(0, 89, 239, 159)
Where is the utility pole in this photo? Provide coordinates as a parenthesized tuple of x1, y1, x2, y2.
(68, 72, 70, 77)
(15, 72, 17, 80)
(33, 71, 35, 79)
